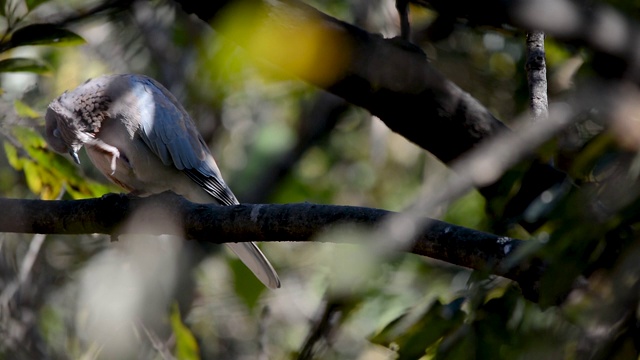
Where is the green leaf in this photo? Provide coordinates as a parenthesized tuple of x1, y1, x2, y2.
(9, 126, 115, 199)
(229, 257, 265, 310)
(3, 141, 23, 170)
(23, 160, 42, 194)
(9, 24, 85, 48)
(0, 57, 51, 74)
(14, 99, 41, 118)
(25, 0, 49, 12)
(371, 298, 466, 360)
(11, 125, 46, 148)
(38, 305, 66, 351)
(170, 303, 200, 360)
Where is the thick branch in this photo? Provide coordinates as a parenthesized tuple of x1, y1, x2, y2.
(170, 0, 567, 230)
(0, 194, 541, 291)
(173, 0, 509, 164)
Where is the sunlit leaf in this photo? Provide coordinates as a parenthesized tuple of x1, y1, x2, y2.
(39, 175, 62, 200)
(12, 125, 46, 148)
(3, 141, 23, 170)
(9, 24, 85, 48)
(14, 99, 41, 118)
(23, 160, 43, 194)
(9, 125, 115, 199)
(170, 303, 200, 360)
(214, 0, 350, 86)
(0, 57, 52, 74)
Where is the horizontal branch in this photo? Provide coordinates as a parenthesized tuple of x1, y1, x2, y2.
(0, 193, 541, 297)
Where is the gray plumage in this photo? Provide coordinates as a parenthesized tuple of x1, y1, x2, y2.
(45, 74, 281, 289)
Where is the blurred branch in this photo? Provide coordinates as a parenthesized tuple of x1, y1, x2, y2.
(173, 0, 509, 165)
(0, 193, 542, 298)
(297, 297, 347, 360)
(0, 234, 45, 306)
(50, 0, 132, 26)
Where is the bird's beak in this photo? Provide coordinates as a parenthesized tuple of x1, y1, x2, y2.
(69, 149, 81, 165)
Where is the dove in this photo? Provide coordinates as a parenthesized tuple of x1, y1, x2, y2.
(44, 73, 280, 289)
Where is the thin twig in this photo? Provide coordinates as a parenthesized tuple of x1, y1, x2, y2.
(139, 320, 176, 360)
(0, 189, 66, 306)
(258, 306, 271, 360)
(0, 234, 45, 306)
(297, 299, 343, 360)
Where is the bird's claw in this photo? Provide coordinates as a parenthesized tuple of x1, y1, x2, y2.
(110, 149, 120, 175)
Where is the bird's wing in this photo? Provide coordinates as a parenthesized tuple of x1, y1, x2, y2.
(128, 75, 238, 206)
(123, 75, 281, 289)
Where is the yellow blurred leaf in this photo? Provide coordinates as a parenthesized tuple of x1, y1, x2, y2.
(39, 181, 63, 200)
(11, 125, 47, 149)
(3, 141, 23, 170)
(8, 125, 115, 199)
(14, 99, 42, 119)
(215, 0, 350, 86)
(23, 160, 43, 194)
(170, 303, 200, 360)
(0, 58, 52, 75)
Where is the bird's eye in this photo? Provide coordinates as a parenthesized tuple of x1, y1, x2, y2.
(53, 128, 61, 138)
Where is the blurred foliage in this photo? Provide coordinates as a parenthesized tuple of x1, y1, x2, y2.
(171, 303, 200, 360)
(1, 0, 640, 359)
(4, 124, 112, 198)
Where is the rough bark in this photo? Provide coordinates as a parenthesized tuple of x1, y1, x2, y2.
(0, 193, 542, 295)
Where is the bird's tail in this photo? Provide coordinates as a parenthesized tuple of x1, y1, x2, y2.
(226, 242, 281, 289)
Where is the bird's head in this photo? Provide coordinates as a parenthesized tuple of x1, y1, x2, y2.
(45, 96, 97, 165)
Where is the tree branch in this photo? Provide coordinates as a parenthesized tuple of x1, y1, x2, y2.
(172, 0, 509, 164)
(526, 31, 548, 123)
(0, 193, 541, 295)
(170, 0, 568, 231)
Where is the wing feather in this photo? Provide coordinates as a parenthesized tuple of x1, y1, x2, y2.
(127, 75, 235, 202)
(119, 74, 280, 289)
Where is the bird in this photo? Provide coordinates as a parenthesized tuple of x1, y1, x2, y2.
(44, 73, 281, 289)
